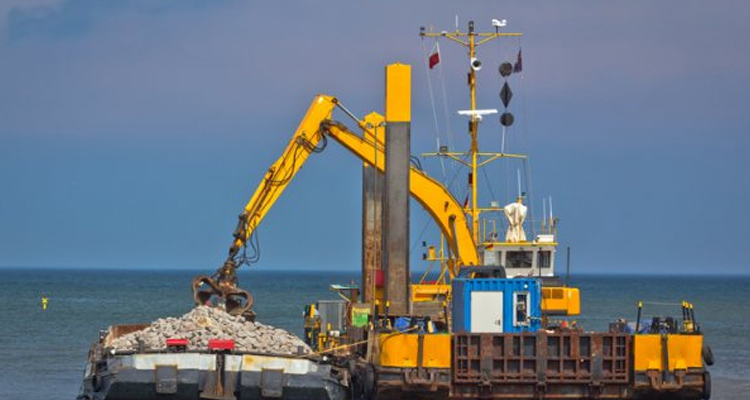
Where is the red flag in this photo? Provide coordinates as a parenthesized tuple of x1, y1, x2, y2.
(429, 43, 441, 69)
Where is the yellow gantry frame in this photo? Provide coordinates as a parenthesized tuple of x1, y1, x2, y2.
(231, 95, 479, 274)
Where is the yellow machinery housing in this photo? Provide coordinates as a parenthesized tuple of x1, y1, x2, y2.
(378, 333, 451, 369)
(541, 286, 580, 316)
(634, 334, 704, 372)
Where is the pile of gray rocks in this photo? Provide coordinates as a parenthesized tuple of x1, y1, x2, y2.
(109, 306, 311, 355)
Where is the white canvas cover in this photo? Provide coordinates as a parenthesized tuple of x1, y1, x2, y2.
(504, 201, 527, 242)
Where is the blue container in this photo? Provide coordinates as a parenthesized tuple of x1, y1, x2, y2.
(452, 278, 541, 333)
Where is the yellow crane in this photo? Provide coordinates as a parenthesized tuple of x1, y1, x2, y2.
(192, 94, 480, 315)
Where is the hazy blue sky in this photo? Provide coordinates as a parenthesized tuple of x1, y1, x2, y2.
(1, 1, 748, 275)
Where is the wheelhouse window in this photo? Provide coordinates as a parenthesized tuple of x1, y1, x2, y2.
(537, 250, 552, 269)
(506, 251, 533, 269)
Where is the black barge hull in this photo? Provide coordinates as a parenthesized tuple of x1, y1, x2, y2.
(78, 352, 348, 400)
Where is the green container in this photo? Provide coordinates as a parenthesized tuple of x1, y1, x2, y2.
(351, 305, 370, 328)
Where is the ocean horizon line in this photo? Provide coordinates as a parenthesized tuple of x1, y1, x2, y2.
(1, 265, 748, 278)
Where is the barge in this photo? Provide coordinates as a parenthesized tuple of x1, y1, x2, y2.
(78, 324, 349, 400)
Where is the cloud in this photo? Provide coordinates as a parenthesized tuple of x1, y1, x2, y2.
(1, 0, 749, 144)
(0, 0, 64, 39)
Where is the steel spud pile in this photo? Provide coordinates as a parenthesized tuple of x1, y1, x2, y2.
(110, 306, 311, 355)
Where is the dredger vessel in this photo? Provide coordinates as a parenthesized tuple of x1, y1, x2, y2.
(78, 20, 713, 400)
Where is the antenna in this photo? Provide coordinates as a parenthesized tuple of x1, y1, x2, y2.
(542, 197, 547, 232)
(565, 246, 571, 287)
(455, 15, 459, 32)
(549, 196, 553, 230)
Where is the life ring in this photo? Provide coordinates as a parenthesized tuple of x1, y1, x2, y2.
(702, 344, 715, 366)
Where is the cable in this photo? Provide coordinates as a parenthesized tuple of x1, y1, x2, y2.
(236, 227, 260, 267)
(304, 326, 420, 358)
(421, 35, 446, 178)
(268, 133, 327, 186)
(516, 37, 537, 238)
(409, 152, 470, 254)
(410, 156, 423, 171)
(523, 158, 536, 238)
(410, 218, 433, 255)
(481, 163, 497, 201)
(236, 131, 329, 268)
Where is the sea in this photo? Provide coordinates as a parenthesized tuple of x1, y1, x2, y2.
(0, 268, 748, 400)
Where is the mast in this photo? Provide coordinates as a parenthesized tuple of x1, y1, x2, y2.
(421, 21, 522, 243)
(469, 26, 479, 243)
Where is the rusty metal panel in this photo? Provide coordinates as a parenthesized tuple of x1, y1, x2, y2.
(452, 331, 631, 399)
(362, 162, 383, 304)
(633, 369, 707, 395)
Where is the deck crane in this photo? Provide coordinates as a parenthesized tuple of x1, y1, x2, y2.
(192, 94, 479, 315)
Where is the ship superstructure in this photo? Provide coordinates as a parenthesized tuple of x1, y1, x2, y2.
(419, 21, 560, 281)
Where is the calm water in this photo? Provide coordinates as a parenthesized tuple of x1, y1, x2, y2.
(0, 269, 747, 399)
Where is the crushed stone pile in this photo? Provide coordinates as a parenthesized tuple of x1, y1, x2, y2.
(110, 306, 311, 355)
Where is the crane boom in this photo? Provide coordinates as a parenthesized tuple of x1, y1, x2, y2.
(195, 94, 478, 315)
(232, 94, 478, 269)
(226, 95, 338, 261)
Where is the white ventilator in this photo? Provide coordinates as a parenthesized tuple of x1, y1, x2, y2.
(504, 201, 528, 242)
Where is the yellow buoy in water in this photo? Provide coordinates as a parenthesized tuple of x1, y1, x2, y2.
(42, 295, 48, 310)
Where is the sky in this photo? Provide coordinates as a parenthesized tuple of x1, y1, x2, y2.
(1, 1, 749, 275)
